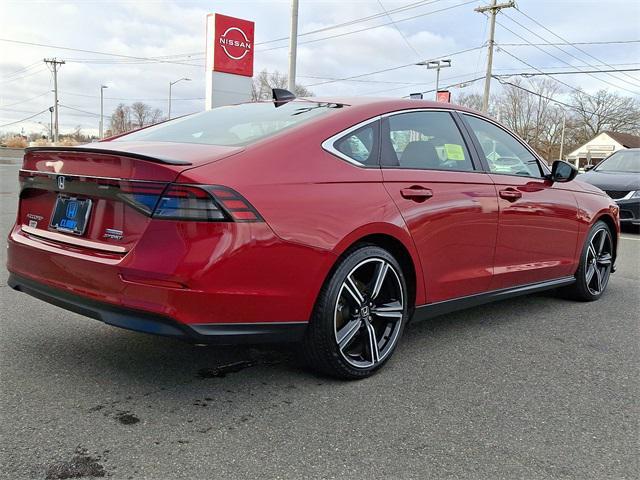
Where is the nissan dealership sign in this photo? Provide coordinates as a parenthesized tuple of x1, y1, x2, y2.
(213, 14, 254, 77)
(206, 13, 255, 108)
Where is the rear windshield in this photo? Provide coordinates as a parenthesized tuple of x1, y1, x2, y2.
(114, 101, 341, 146)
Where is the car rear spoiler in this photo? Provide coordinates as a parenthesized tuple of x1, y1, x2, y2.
(24, 146, 192, 166)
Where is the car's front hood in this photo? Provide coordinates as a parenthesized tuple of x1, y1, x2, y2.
(577, 171, 640, 191)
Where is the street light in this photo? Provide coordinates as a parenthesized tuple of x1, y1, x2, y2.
(168, 77, 191, 120)
(416, 59, 452, 100)
(99, 85, 108, 139)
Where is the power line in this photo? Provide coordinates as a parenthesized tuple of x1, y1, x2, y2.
(1, 61, 42, 79)
(57, 39, 640, 66)
(0, 64, 48, 84)
(0, 39, 203, 67)
(256, 0, 446, 46)
(496, 67, 640, 77)
(376, 0, 422, 57)
(494, 18, 640, 95)
(497, 46, 598, 98)
(499, 11, 640, 92)
(500, 39, 640, 47)
(395, 75, 486, 97)
(61, 91, 204, 102)
(305, 45, 485, 87)
(0, 91, 51, 109)
(0, 108, 49, 128)
(513, 7, 640, 86)
(59, 104, 103, 118)
(257, 0, 479, 53)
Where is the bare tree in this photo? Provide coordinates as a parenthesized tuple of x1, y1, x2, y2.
(251, 69, 314, 101)
(150, 108, 163, 124)
(570, 89, 640, 144)
(109, 103, 163, 135)
(109, 103, 132, 135)
(131, 102, 151, 128)
(454, 92, 484, 112)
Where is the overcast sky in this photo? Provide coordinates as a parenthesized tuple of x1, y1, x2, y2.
(1, 0, 639, 135)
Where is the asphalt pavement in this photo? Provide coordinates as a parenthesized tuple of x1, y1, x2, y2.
(1, 163, 638, 479)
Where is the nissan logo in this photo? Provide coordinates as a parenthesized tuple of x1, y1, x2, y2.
(57, 176, 65, 190)
(219, 27, 251, 60)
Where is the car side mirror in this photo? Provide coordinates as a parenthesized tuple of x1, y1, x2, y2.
(550, 160, 578, 183)
(584, 164, 595, 171)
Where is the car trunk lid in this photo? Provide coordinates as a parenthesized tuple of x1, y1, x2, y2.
(17, 142, 242, 254)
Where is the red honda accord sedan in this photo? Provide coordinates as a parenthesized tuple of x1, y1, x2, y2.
(7, 94, 620, 378)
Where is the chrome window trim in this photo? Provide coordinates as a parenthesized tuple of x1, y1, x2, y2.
(460, 111, 551, 176)
(380, 107, 457, 118)
(321, 107, 549, 174)
(321, 116, 382, 167)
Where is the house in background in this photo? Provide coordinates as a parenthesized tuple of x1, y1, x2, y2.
(567, 131, 640, 169)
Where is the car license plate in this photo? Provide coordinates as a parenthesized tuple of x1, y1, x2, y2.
(49, 196, 92, 235)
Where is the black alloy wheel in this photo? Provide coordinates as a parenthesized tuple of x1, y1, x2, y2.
(303, 245, 408, 379)
(564, 220, 614, 301)
(584, 226, 613, 296)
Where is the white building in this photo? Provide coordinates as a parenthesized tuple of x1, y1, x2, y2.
(567, 131, 640, 169)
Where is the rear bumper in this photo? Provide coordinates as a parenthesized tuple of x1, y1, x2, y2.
(7, 221, 334, 327)
(8, 273, 307, 344)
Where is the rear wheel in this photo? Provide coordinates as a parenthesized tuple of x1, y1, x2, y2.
(565, 220, 614, 301)
(303, 245, 409, 379)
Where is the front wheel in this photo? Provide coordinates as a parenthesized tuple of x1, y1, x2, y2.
(565, 220, 614, 301)
(302, 245, 409, 379)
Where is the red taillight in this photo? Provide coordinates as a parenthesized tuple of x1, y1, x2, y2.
(152, 184, 263, 223)
(207, 186, 263, 222)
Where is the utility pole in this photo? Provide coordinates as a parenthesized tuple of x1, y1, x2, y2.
(475, 0, 514, 113)
(44, 58, 65, 143)
(417, 59, 451, 100)
(99, 85, 108, 139)
(287, 0, 299, 92)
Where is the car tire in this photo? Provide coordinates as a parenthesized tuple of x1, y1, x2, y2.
(302, 245, 409, 379)
(564, 220, 614, 302)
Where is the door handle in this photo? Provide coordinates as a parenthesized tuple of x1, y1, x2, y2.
(499, 188, 522, 201)
(400, 187, 433, 202)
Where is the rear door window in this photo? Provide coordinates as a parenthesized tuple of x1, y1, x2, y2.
(382, 111, 475, 171)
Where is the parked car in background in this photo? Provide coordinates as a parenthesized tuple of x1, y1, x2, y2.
(579, 148, 640, 228)
(6, 95, 621, 379)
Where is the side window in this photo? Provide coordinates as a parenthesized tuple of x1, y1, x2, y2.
(333, 122, 378, 165)
(463, 114, 542, 177)
(382, 111, 474, 171)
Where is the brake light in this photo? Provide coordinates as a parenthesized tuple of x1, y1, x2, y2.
(152, 184, 263, 222)
(207, 186, 263, 222)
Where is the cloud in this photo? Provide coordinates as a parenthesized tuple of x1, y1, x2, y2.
(1, 0, 638, 134)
